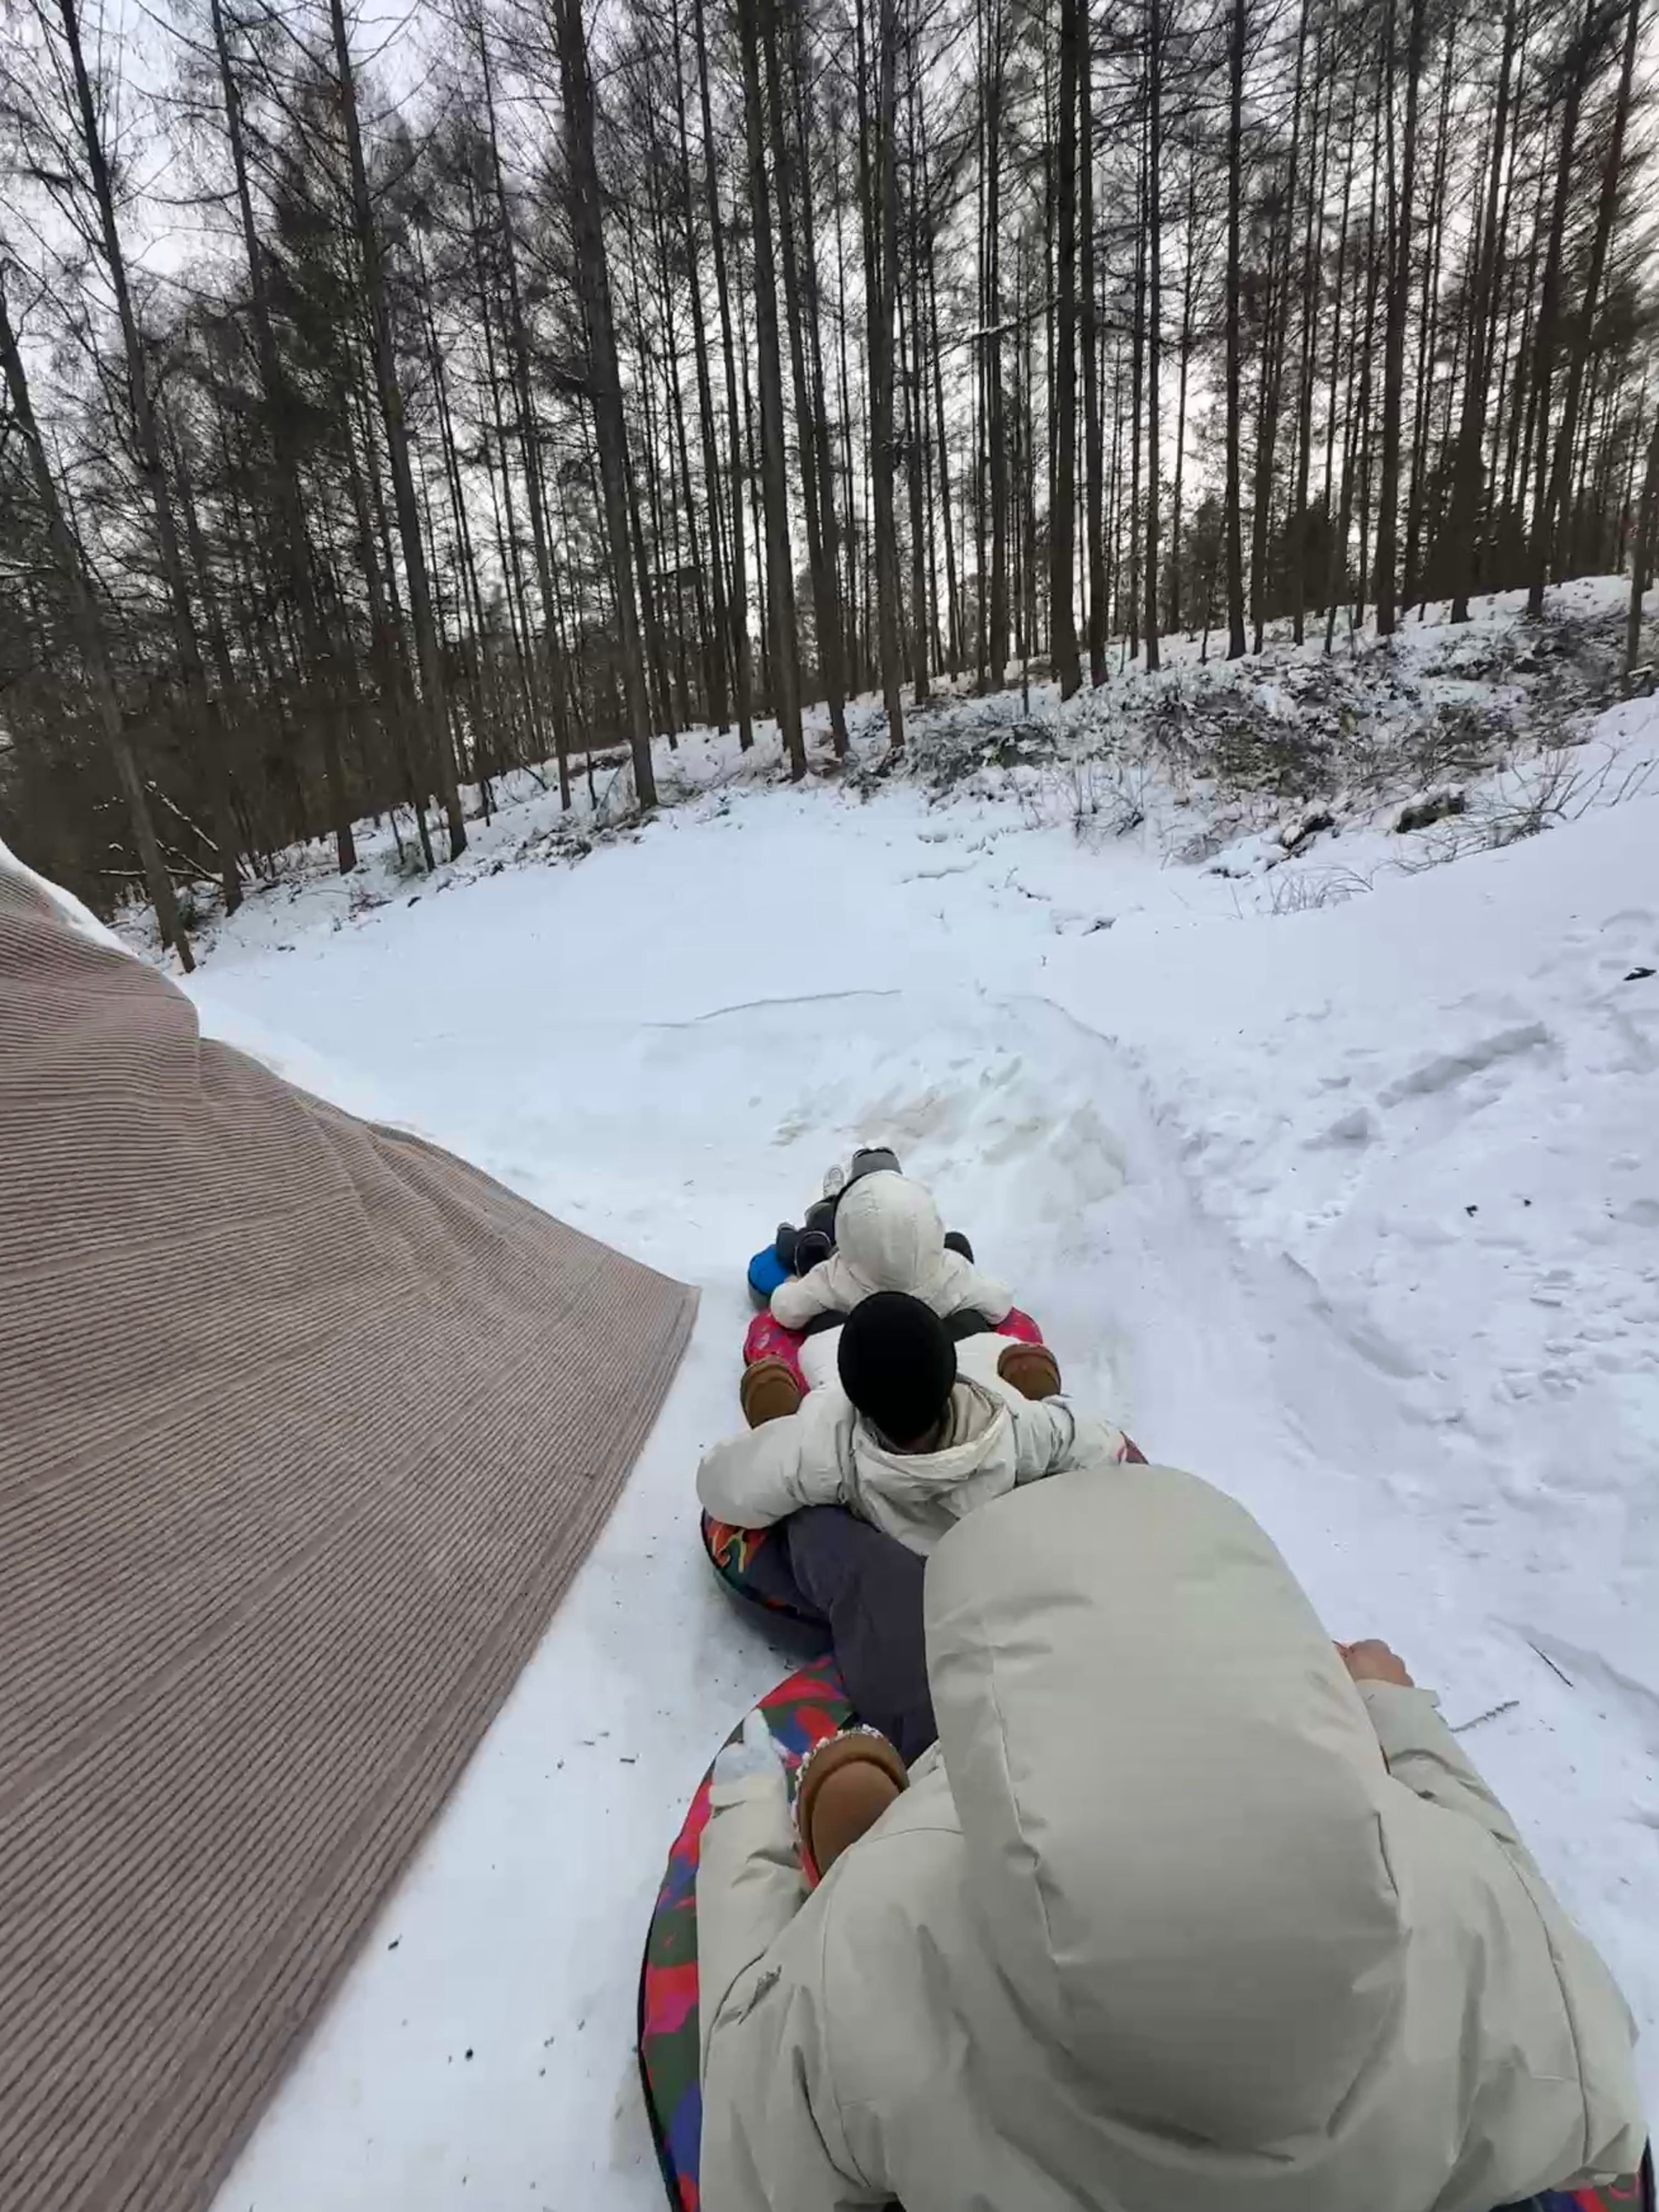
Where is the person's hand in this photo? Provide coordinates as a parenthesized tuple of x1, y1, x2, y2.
(1338, 1639, 1415, 1689)
(710, 1706, 787, 1792)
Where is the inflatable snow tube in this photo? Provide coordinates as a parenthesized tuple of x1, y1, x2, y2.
(742, 1301, 1047, 1397)
(746, 1242, 790, 1305)
(636, 1664, 1655, 2212)
(639, 1657, 851, 2209)
(699, 1510, 828, 1647)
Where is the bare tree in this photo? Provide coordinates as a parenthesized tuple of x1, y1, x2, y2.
(0, 270, 193, 966)
(554, 0, 659, 808)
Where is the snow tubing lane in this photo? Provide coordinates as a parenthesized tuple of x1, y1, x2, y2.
(639, 1666, 1655, 2212)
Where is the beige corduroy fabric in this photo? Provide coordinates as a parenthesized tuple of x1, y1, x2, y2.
(0, 857, 696, 2212)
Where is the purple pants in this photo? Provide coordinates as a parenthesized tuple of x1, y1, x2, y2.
(742, 1505, 936, 1763)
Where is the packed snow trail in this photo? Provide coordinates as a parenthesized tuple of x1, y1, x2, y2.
(185, 774, 1659, 2211)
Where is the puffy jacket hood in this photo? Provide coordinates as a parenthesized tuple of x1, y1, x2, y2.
(848, 1379, 1015, 1528)
(833, 1172, 946, 1293)
(926, 1466, 1407, 2151)
(770, 1172, 1013, 1330)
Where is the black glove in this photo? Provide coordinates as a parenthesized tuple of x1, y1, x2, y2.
(793, 1227, 833, 1274)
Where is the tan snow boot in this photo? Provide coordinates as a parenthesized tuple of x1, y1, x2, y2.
(997, 1341, 1063, 1400)
(740, 1356, 804, 1427)
(795, 1726, 909, 1885)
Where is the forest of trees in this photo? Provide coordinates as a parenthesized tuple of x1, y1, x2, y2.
(1, 0, 1654, 961)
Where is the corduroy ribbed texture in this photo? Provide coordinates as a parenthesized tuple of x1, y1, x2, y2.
(0, 861, 697, 2212)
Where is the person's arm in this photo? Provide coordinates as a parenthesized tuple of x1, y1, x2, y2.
(698, 1733, 885, 2210)
(770, 1255, 848, 1330)
(1349, 1645, 1645, 2188)
(1356, 1673, 1530, 1848)
(932, 1252, 1014, 1323)
(697, 1716, 808, 2058)
(1007, 1394, 1129, 1484)
(697, 1393, 853, 1528)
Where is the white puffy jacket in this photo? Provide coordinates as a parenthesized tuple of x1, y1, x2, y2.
(698, 1351, 1127, 1555)
(769, 1172, 1013, 1331)
(697, 1468, 1645, 2212)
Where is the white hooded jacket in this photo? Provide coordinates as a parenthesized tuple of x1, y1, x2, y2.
(696, 1467, 1644, 2212)
(769, 1172, 1013, 1331)
(698, 1346, 1128, 1554)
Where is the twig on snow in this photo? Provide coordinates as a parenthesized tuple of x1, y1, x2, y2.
(1528, 1642, 1576, 1688)
(1451, 1699, 1520, 1735)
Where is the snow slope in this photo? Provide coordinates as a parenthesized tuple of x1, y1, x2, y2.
(178, 705, 1659, 2208)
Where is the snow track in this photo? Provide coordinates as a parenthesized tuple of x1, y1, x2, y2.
(187, 774, 1659, 2210)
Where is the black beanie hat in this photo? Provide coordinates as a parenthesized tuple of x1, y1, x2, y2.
(837, 1291, 958, 1447)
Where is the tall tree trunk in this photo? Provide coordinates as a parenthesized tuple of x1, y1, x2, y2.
(974, 0, 989, 689)
(481, 15, 571, 804)
(1051, 0, 1081, 692)
(329, 0, 465, 850)
(764, 0, 847, 748)
(1543, 0, 1640, 587)
(1481, 26, 1531, 583)
(415, 229, 491, 788)
(1019, 225, 1039, 703)
(1374, 0, 1426, 637)
(833, 146, 862, 690)
(856, 0, 907, 747)
(905, 49, 930, 704)
(985, 0, 1010, 687)
(469, 177, 549, 780)
(620, 201, 681, 744)
(553, 0, 659, 806)
(670, 0, 731, 732)
(1404, 21, 1454, 611)
(1170, 155, 1198, 633)
(1329, 82, 1384, 647)
(1290, 24, 1328, 645)
(1524, 0, 1595, 615)
(1224, 0, 1249, 657)
(0, 278, 192, 966)
(160, 398, 247, 909)
(736, 247, 771, 707)
(792, 19, 854, 729)
(1317, 86, 1356, 623)
(1626, 398, 1659, 678)
(737, 0, 806, 774)
(1250, 0, 1307, 652)
(1505, 125, 1553, 549)
(341, 369, 430, 864)
(926, 194, 962, 673)
(1105, 332, 1123, 636)
(1080, 0, 1105, 682)
(57, 0, 243, 906)
(695, 0, 755, 750)
(208, 0, 351, 877)
(1128, 131, 1146, 662)
(1143, 0, 1162, 672)
(1446, 0, 1519, 620)
(646, 108, 711, 726)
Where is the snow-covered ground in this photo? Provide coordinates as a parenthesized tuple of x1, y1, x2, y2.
(167, 596, 1659, 2208)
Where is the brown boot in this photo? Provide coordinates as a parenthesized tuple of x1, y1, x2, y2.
(795, 1727, 908, 1885)
(740, 1356, 804, 1427)
(997, 1340, 1062, 1400)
